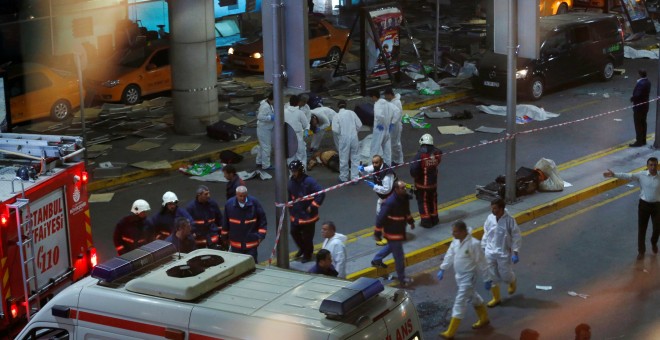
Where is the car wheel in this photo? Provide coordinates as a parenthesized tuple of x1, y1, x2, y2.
(556, 3, 569, 14)
(529, 77, 544, 101)
(50, 99, 72, 121)
(122, 85, 141, 105)
(326, 47, 341, 62)
(600, 60, 615, 81)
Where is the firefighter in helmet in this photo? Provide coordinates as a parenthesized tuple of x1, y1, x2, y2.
(113, 199, 154, 255)
(410, 133, 442, 227)
(146, 191, 193, 240)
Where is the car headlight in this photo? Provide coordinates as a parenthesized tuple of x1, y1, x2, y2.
(102, 80, 120, 88)
(228, 47, 234, 55)
(252, 52, 262, 59)
(516, 69, 528, 80)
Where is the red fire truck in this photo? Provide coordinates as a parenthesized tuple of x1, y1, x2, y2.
(0, 133, 95, 337)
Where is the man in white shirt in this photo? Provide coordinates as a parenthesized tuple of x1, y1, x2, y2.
(256, 93, 274, 170)
(604, 157, 660, 260)
(321, 221, 347, 278)
(481, 198, 522, 308)
(436, 220, 491, 338)
(332, 100, 362, 183)
(284, 95, 310, 169)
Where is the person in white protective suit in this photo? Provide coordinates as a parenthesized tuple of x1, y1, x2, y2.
(284, 95, 310, 169)
(331, 100, 362, 183)
(384, 87, 403, 166)
(256, 92, 274, 170)
(436, 220, 491, 339)
(482, 198, 522, 308)
(298, 93, 312, 122)
(310, 106, 338, 151)
(368, 89, 395, 165)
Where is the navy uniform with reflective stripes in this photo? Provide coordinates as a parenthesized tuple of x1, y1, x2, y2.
(146, 206, 193, 240)
(372, 190, 414, 282)
(288, 173, 325, 260)
(410, 144, 442, 227)
(185, 198, 222, 248)
(221, 195, 267, 262)
(113, 214, 153, 255)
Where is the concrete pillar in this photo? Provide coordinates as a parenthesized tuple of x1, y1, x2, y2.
(169, 0, 219, 135)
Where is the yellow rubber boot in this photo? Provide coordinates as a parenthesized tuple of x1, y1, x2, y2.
(472, 304, 490, 329)
(487, 286, 501, 307)
(440, 317, 461, 339)
(508, 279, 517, 295)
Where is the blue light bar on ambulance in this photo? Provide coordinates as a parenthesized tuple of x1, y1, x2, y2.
(319, 277, 384, 318)
(91, 240, 176, 283)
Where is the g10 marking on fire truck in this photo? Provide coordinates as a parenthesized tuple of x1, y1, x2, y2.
(28, 190, 70, 283)
(384, 318, 419, 340)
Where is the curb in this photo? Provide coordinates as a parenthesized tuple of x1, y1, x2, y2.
(88, 141, 259, 192)
(346, 176, 631, 281)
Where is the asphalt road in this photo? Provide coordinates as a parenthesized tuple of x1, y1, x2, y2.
(89, 57, 659, 265)
(405, 176, 660, 339)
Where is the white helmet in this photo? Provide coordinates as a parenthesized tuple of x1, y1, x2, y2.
(162, 191, 178, 206)
(131, 199, 151, 214)
(419, 133, 434, 145)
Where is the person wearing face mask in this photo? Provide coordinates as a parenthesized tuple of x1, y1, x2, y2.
(221, 186, 267, 262)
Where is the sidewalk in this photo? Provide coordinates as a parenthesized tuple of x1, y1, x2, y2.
(287, 138, 657, 282)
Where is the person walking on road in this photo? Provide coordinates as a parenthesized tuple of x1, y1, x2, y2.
(256, 92, 275, 170)
(221, 186, 267, 262)
(437, 220, 491, 339)
(288, 160, 325, 263)
(371, 180, 415, 287)
(146, 191, 193, 240)
(359, 155, 397, 214)
(629, 68, 651, 147)
(604, 157, 660, 259)
(321, 221, 347, 278)
(482, 198, 522, 307)
(369, 89, 396, 165)
(164, 217, 196, 253)
(223, 164, 245, 200)
(383, 87, 403, 166)
(284, 95, 310, 169)
(410, 133, 443, 228)
(308, 249, 339, 277)
(113, 199, 153, 255)
(186, 185, 223, 249)
(332, 100, 362, 183)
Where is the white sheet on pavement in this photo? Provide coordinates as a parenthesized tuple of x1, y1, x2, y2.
(624, 46, 659, 59)
(191, 170, 272, 182)
(477, 104, 559, 121)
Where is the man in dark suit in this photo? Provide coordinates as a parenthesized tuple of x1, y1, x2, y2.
(630, 69, 652, 147)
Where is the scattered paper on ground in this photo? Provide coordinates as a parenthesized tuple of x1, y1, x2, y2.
(89, 193, 115, 203)
(477, 104, 559, 124)
(568, 291, 589, 299)
(624, 46, 658, 59)
(424, 109, 452, 119)
(126, 141, 161, 151)
(234, 135, 251, 142)
(437, 125, 474, 135)
(171, 143, 201, 152)
(535, 285, 552, 290)
(564, 181, 573, 188)
(131, 160, 172, 170)
(402, 109, 420, 117)
(88, 144, 112, 152)
(475, 126, 505, 134)
(223, 117, 247, 126)
(191, 170, 272, 182)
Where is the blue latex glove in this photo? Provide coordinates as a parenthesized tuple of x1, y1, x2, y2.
(304, 130, 310, 138)
(269, 114, 275, 121)
(358, 165, 365, 172)
(436, 269, 444, 281)
(314, 127, 320, 133)
(364, 180, 376, 188)
(484, 280, 493, 291)
(389, 123, 394, 132)
(512, 254, 519, 264)
(376, 125, 385, 132)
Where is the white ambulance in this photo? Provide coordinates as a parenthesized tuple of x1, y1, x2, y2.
(16, 240, 423, 340)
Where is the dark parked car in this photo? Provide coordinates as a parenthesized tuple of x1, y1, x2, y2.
(474, 12, 624, 100)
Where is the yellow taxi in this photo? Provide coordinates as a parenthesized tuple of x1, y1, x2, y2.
(227, 18, 351, 73)
(86, 40, 223, 105)
(6, 63, 81, 124)
(540, 0, 573, 16)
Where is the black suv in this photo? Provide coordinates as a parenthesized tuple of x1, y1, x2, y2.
(474, 12, 624, 100)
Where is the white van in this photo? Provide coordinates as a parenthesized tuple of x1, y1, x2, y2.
(16, 240, 423, 340)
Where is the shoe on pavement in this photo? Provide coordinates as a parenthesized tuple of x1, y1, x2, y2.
(338, 177, 347, 183)
(629, 142, 645, 147)
(653, 244, 658, 254)
(637, 253, 644, 260)
(400, 277, 414, 287)
(371, 260, 387, 268)
(300, 256, 312, 263)
(293, 250, 303, 260)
